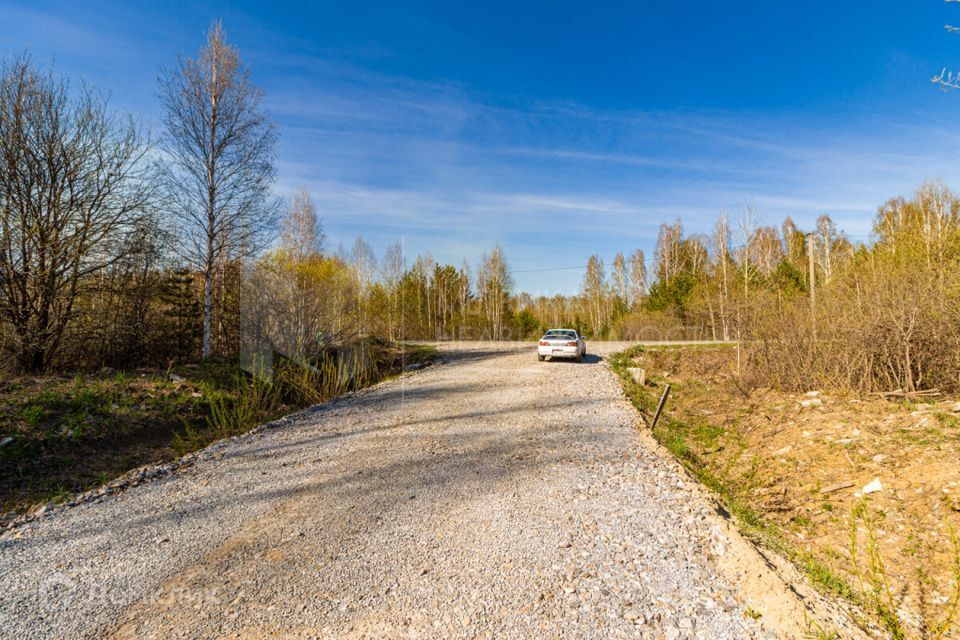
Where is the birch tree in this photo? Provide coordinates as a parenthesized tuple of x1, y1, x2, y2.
(582, 254, 606, 335)
(159, 21, 278, 359)
(748, 226, 784, 278)
(655, 221, 685, 282)
(628, 249, 647, 307)
(282, 189, 323, 260)
(271, 191, 323, 355)
(476, 245, 511, 339)
(814, 214, 838, 283)
(612, 252, 627, 303)
(380, 241, 404, 340)
(350, 236, 376, 335)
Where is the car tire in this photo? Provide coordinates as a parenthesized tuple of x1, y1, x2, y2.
(574, 354, 582, 363)
(538, 355, 545, 362)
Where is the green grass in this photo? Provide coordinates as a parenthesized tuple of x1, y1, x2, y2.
(40, 484, 72, 505)
(2, 340, 438, 514)
(800, 553, 856, 600)
(172, 343, 438, 454)
(803, 619, 841, 640)
(19, 404, 45, 426)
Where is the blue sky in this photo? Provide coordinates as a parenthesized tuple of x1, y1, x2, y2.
(2, 1, 960, 294)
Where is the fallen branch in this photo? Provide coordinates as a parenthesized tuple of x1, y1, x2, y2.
(820, 481, 854, 494)
(871, 388, 941, 400)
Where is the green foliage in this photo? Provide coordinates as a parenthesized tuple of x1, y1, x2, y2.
(772, 260, 807, 294)
(204, 374, 281, 438)
(514, 308, 541, 338)
(642, 272, 697, 316)
(41, 484, 72, 505)
(19, 404, 45, 426)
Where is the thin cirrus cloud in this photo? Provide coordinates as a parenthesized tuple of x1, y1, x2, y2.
(270, 63, 960, 293)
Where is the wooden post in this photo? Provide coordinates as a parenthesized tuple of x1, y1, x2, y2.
(650, 383, 671, 430)
(807, 234, 816, 312)
(808, 234, 817, 346)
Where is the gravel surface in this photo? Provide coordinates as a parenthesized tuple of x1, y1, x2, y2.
(1, 343, 766, 639)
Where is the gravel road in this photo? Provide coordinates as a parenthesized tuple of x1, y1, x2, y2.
(1, 343, 768, 639)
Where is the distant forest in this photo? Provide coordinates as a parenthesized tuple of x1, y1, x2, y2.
(2, 25, 958, 397)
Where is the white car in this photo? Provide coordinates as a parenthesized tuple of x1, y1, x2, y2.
(537, 329, 587, 362)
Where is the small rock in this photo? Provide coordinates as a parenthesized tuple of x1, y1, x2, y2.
(772, 446, 791, 456)
(800, 398, 823, 408)
(0, 436, 13, 448)
(863, 478, 883, 494)
(805, 390, 821, 397)
(872, 454, 887, 463)
(168, 373, 186, 383)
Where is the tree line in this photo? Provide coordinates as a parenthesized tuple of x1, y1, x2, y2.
(545, 183, 960, 395)
(2, 22, 958, 397)
(0, 22, 584, 374)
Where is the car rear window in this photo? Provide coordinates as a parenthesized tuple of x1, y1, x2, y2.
(544, 331, 576, 340)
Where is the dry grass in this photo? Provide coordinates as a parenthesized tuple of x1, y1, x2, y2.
(613, 345, 960, 638)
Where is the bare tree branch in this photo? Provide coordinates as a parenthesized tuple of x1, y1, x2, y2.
(158, 21, 278, 359)
(0, 55, 157, 371)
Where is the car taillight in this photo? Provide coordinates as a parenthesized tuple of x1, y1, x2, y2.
(539, 341, 549, 346)
(566, 341, 577, 347)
